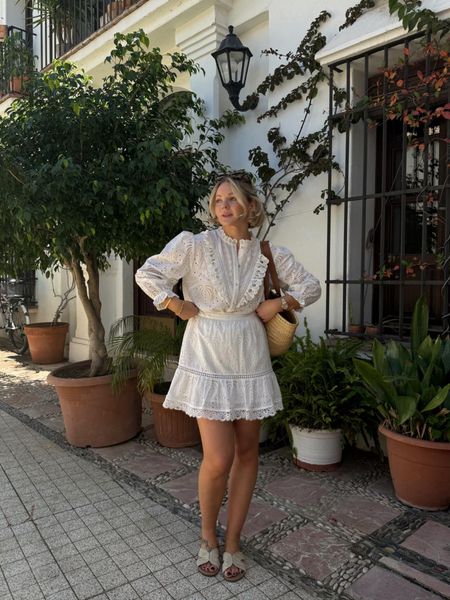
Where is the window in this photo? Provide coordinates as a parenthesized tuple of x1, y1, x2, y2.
(325, 31, 450, 338)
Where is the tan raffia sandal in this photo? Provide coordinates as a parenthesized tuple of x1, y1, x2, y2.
(197, 540, 220, 577)
(222, 551, 247, 582)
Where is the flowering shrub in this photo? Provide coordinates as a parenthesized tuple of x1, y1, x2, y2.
(364, 255, 442, 281)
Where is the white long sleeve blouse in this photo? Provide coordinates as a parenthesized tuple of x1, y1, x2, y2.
(135, 228, 321, 315)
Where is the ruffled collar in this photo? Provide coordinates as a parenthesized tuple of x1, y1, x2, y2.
(217, 227, 255, 247)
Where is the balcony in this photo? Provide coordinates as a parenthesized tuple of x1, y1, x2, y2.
(34, 0, 141, 70)
(0, 1, 141, 96)
(0, 26, 33, 97)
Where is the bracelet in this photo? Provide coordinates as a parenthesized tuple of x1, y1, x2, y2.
(163, 297, 174, 310)
(279, 292, 289, 311)
(175, 300, 185, 317)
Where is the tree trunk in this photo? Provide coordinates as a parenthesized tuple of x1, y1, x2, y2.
(69, 256, 109, 377)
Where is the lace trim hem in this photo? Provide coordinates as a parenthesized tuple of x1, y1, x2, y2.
(162, 400, 282, 422)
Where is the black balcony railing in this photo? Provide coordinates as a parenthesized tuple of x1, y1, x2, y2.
(0, 2, 141, 96)
(36, 0, 140, 70)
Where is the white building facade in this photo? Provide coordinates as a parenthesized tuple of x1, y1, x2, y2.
(1, 0, 449, 359)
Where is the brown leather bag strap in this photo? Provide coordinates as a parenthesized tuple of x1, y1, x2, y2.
(260, 241, 281, 299)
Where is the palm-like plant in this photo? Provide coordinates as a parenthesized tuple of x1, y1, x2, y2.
(28, 0, 96, 53)
(109, 316, 186, 395)
(354, 297, 450, 442)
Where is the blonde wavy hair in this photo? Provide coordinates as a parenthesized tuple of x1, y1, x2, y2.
(208, 174, 266, 229)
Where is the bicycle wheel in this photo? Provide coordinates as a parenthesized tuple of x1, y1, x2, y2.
(8, 301, 30, 354)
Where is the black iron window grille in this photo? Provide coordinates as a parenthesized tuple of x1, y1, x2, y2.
(325, 31, 450, 340)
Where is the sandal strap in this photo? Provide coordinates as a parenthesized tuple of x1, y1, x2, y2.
(222, 551, 246, 573)
(197, 545, 220, 568)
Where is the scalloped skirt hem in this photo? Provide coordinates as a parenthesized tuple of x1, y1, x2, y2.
(162, 400, 283, 422)
(162, 365, 283, 422)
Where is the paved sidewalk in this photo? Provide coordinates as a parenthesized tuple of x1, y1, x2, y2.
(0, 343, 449, 600)
(0, 404, 307, 600)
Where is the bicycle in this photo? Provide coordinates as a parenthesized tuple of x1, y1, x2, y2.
(0, 279, 30, 354)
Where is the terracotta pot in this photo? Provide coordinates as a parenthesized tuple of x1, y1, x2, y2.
(348, 324, 364, 334)
(146, 387, 200, 448)
(25, 322, 69, 364)
(289, 425, 342, 471)
(48, 360, 142, 448)
(9, 75, 29, 95)
(107, 0, 133, 20)
(365, 325, 380, 336)
(380, 425, 450, 510)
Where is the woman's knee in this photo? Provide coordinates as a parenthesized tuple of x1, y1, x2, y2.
(202, 451, 234, 478)
(234, 438, 259, 463)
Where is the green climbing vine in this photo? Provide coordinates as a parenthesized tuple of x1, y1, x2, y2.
(239, 1, 378, 239)
(236, 0, 449, 240)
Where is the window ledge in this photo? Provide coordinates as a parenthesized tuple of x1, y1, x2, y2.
(316, 0, 450, 67)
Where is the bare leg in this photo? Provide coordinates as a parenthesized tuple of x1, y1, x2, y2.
(197, 418, 235, 573)
(224, 419, 261, 577)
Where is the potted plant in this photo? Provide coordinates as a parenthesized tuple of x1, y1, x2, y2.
(364, 323, 381, 336)
(29, 0, 96, 56)
(24, 267, 75, 364)
(0, 31, 34, 95)
(348, 302, 364, 334)
(106, 0, 133, 22)
(271, 322, 377, 471)
(354, 296, 450, 510)
(110, 316, 200, 448)
(0, 30, 235, 447)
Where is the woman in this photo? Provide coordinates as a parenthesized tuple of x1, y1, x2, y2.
(135, 173, 321, 581)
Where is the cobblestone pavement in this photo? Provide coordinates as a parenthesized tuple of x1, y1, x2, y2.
(0, 343, 449, 600)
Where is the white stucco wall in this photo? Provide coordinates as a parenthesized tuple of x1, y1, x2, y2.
(3, 0, 25, 30)
(2, 0, 449, 359)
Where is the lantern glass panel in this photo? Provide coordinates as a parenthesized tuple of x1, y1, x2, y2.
(216, 52, 230, 84)
(228, 50, 245, 83)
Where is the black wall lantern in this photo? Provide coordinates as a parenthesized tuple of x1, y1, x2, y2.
(212, 25, 258, 112)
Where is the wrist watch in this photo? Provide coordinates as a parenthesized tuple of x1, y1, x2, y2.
(280, 290, 289, 310)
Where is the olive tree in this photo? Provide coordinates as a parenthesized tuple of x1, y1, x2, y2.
(0, 30, 237, 375)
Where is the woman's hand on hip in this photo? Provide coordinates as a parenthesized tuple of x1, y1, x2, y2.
(256, 298, 282, 323)
(177, 300, 199, 320)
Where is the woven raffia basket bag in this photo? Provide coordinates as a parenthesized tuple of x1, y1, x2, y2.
(260, 241, 298, 357)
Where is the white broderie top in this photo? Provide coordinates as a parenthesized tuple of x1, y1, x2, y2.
(135, 227, 321, 421)
(136, 228, 321, 314)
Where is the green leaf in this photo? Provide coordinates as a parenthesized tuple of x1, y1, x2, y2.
(422, 337, 442, 388)
(441, 340, 450, 374)
(411, 296, 428, 358)
(353, 359, 397, 405)
(372, 338, 387, 374)
(395, 395, 418, 424)
(385, 340, 410, 376)
(423, 384, 450, 412)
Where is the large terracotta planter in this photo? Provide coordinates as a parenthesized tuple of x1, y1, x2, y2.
(380, 425, 450, 511)
(25, 322, 69, 364)
(289, 425, 342, 471)
(146, 385, 200, 448)
(48, 361, 142, 448)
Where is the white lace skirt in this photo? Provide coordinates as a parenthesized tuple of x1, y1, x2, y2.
(163, 311, 283, 421)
